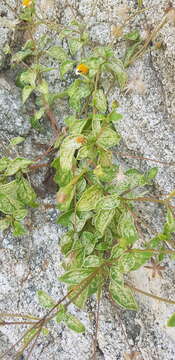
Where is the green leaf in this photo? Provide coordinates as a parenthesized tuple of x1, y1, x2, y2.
(20, 69, 37, 87)
(23, 328, 38, 344)
(110, 266, 124, 286)
(118, 212, 138, 247)
(94, 164, 118, 182)
(37, 79, 49, 95)
(11, 49, 33, 64)
(57, 210, 73, 226)
(60, 231, 74, 255)
(37, 290, 56, 309)
(58, 210, 92, 232)
(94, 46, 114, 58)
(72, 211, 92, 232)
(60, 135, 85, 171)
(0, 157, 10, 172)
(59, 29, 74, 39)
(67, 80, 91, 112)
(60, 60, 75, 77)
(56, 183, 75, 211)
(81, 231, 97, 255)
(109, 281, 138, 310)
(83, 255, 101, 267)
(77, 145, 95, 160)
(38, 34, 50, 49)
(124, 29, 140, 41)
(126, 251, 151, 271)
(0, 217, 11, 231)
(164, 209, 175, 234)
(96, 194, 120, 210)
(32, 64, 54, 73)
(94, 208, 115, 236)
(55, 305, 66, 323)
(117, 253, 136, 273)
(68, 285, 88, 309)
(110, 244, 125, 260)
(5, 158, 33, 176)
(64, 313, 85, 333)
(98, 150, 113, 167)
(104, 60, 127, 88)
(68, 39, 83, 55)
(93, 89, 107, 113)
(41, 328, 49, 336)
(17, 177, 37, 207)
(9, 137, 25, 146)
(87, 273, 103, 296)
(167, 313, 175, 327)
(47, 46, 68, 62)
(59, 269, 92, 285)
(13, 221, 26, 237)
(0, 181, 23, 215)
(96, 127, 120, 148)
(22, 39, 35, 51)
(123, 42, 141, 68)
(144, 167, 158, 182)
(77, 185, 103, 211)
(65, 116, 88, 135)
(107, 111, 123, 123)
(76, 178, 87, 197)
(30, 107, 45, 128)
(13, 209, 28, 220)
(53, 158, 72, 187)
(22, 85, 35, 103)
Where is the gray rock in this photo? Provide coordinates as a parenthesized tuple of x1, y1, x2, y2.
(0, 0, 175, 359)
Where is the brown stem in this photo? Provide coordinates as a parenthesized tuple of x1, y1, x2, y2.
(127, 15, 168, 65)
(126, 282, 175, 305)
(29, 163, 49, 170)
(92, 288, 101, 360)
(120, 195, 167, 205)
(25, 326, 43, 360)
(33, 144, 54, 162)
(0, 321, 37, 326)
(127, 248, 175, 255)
(45, 108, 59, 133)
(0, 313, 40, 320)
(113, 150, 175, 166)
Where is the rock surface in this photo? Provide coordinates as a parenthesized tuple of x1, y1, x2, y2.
(0, 0, 175, 359)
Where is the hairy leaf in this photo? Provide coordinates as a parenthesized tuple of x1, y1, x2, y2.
(47, 46, 68, 62)
(118, 212, 138, 247)
(64, 313, 85, 333)
(77, 185, 103, 211)
(96, 127, 120, 148)
(93, 89, 107, 113)
(109, 281, 138, 310)
(94, 208, 115, 235)
(37, 290, 56, 308)
(167, 313, 175, 327)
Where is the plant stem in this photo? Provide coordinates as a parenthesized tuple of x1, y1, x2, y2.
(127, 248, 175, 255)
(127, 14, 168, 65)
(126, 282, 175, 305)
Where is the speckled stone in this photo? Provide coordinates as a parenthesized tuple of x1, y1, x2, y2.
(0, 0, 175, 359)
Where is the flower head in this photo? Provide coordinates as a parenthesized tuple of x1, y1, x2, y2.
(22, 0, 33, 7)
(75, 136, 86, 145)
(76, 64, 89, 75)
(115, 6, 130, 20)
(125, 73, 146, 95)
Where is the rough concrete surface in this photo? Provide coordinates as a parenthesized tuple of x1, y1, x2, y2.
(0, 0, 175, 359)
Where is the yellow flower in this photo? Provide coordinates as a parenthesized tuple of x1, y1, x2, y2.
(75, 136, 86, 144)
(76, 64, 89, 75)
(22, 0, 33, 7)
